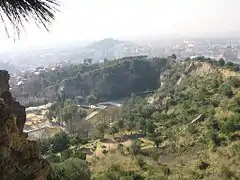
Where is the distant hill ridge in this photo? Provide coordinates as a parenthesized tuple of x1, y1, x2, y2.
(1, 38, 149, 69)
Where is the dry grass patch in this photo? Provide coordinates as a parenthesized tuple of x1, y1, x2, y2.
(90, 152, 140, 173)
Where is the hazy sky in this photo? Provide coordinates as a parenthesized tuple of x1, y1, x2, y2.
(1, 0, 240, 51)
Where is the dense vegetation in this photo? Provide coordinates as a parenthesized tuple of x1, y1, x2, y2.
(16, 56, 169, 103)
(39, 57, 240, 180)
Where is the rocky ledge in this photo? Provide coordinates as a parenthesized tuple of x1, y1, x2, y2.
(0, 70, 53, 180)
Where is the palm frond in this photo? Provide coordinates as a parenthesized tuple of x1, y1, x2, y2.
(0, 0, 59, 37)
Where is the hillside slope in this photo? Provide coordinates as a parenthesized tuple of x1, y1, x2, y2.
(37, 59, 240, 180)
(116, 60, 240, 179)
(12, 56, 169, 104)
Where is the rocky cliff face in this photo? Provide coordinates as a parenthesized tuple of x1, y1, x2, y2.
(0, 70, 53, 180)
(0, 70, 26, 131)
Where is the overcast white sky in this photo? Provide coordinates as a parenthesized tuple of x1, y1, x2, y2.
(1, 0, 240, 51)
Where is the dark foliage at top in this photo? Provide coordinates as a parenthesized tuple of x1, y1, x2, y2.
(0, 0, 59, 36)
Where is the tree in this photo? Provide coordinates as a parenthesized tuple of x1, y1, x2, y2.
(73, 150, 87, 160)
(86, 94, 97, 104)
(129, 140, 141, 155)
(91, 127, 105, 139)
(149, 134, 162, 148)
(83, 58, 93, 65)
(146, 121, 156, 134)
(139, 118, 146, 131)
(116, 119, 125, 130)
(96, 123, 108, 135)
(39, 139, 51, 154)
(61, 149, 73, 161)
(126, 119, 135, 135)
(109, 126, 119, 138)
(171, 54, 177, 60)
(61, 99, 86, 133)
(0, 0, 59, 37)
(53, 158, 91, 180)
(221, 113, 240, 135)
(218, 58, 225, 66)
(51, 132, 70, 153)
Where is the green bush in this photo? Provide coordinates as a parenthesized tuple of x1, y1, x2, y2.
(136, 156, 145, 169)
(53, 158, 90, 180)
(220, 166, 235, 180)
(51, 132, 70, 153)
(128, 140, 141, 155)
(39, 139, 51, 154)
(218, 58, 225, 66)
(94, 164, 145, 180)
(219, 84, 233, 97)
(47, 154, 61, 163)
(220, 114, 240, 135)
(61, 149, 73, 161)
(228, 76, 240, 88)
(73, 150, 87, 160)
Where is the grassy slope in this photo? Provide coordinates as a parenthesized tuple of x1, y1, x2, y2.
(89, 61, 240, 180)
(151, 61, 240, 179)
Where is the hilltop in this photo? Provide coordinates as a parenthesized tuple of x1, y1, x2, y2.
(11, 56, 169, 106)
(1, 39, 149, 70)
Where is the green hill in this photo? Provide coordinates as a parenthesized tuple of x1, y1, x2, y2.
(17, 56, 168, 103)
(39, 58, 240, 180)
(101, 59, 240, 179)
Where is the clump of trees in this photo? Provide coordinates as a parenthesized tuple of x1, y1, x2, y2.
(53, 158, 91, 180)
(192, 56, 239, 71)
(47, 99, 87, 133)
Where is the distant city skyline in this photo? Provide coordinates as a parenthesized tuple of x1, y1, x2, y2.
(1, 0, 240, 52)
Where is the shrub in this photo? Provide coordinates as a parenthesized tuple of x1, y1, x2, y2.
(136, 156, 145, 169)
(39, 139, 51, 154)
(149, 149, 160, 162)
(61, 149, 73, 161)
(129, 140, 141, 155)
(74, 150, 87, 160)
(228, 76, 240, 88)
(209, 131, 221, 147)
(220, 166, 235, 180)
(95, 164, 145, 180)
(53, 158, 91, 180)
(51, 132, 70, 153)
(219, 84, 233, 98)
(187, 124, 198, 135)
(220, 114, 240, 135)
(218, 58, 225, 66)
(47, 154, 61, 163)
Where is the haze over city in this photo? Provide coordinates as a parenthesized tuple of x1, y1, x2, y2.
(1, 0, 240, 52)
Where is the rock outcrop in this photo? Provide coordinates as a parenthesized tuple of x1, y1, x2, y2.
(0, 70, 53, 180)
(0, 70, 26, 131)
